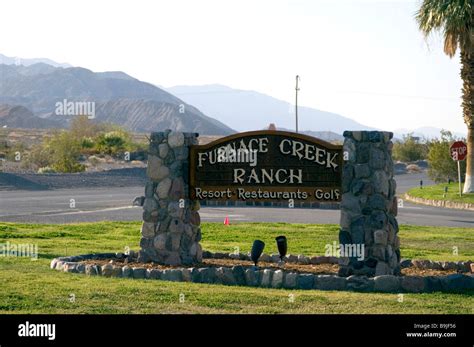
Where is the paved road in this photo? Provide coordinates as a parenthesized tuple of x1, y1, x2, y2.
(0, 173, 472, 226)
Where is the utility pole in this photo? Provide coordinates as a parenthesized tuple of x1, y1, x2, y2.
(295, 75, 300, 133)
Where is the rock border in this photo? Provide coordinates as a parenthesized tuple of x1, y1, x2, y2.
(201, 251, 473, 273)
(50, 252, 474, 293)
(404, 193, 474, 211)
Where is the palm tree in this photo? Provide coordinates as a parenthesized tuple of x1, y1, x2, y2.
(416, 0, 473, 193)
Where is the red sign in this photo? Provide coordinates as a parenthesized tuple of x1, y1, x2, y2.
(450, 141, 467, 161)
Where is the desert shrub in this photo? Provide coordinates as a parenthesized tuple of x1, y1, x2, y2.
(81, 137, 95, 149)
(4, 142, 27, 162)
(427, 130, 466, 183)
(95, 131, 128, 155)
(48, 131, 85, 172)
(69, 115, 104, 139)
(79, 136, 96, 155)
(126, 140, 148, 153)
(28, 131, 85, 173)
(69, 116, 147, 156)
(27, 143, 54, 169)
(26, 119, 145, 171)
(392, 133, 428, 162)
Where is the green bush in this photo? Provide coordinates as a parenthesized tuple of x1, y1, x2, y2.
(427, 130, 466, 183)
(392, 133, 428, 162)
(95, 131, 127, 155)
(70, 116, 146, 156)
(69, 115, 105, 139)
(26, 143, 54, 169)
(28, 131, 85, 173)
(25, 118, 146, 171)
(48, 131, 85, 173)
(80, 137, 95, 149)
(0, 133, 27, 163)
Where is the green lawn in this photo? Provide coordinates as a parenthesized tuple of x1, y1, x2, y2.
(407, 182, 474, 204)
(0, 221, 473, 314)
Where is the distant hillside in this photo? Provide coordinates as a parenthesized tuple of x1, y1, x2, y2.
(93, 99, 235, 134)
(298, 130, 343, 143)
(0, 53, 71, 68)
(0, 63, 234, 135)
(274, 127, 343, 143)
(0, 104, 61, 129)
(167, 84, 375, 134)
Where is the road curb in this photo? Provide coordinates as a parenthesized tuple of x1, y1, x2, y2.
(404, 193, 474, 211)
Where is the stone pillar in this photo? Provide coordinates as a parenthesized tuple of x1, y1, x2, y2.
(339, 131, 400, 277)
(138, 130, 202, 266)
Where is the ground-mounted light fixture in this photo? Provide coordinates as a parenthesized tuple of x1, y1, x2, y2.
(251, 240, 265, 267)
(275, 235, 287, 266)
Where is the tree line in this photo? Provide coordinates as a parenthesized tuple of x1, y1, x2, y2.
(392, 131, 466, 183)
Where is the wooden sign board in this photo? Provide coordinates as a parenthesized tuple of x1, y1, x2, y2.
(189, 130, 343, 202)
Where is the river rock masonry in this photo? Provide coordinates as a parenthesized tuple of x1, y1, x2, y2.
(339, 131, 400, 277)
(138, 131, 202, 266)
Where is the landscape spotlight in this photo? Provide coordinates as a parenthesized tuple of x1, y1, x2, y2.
(275, 235, 287, 261)
(251, 240, 265, 266)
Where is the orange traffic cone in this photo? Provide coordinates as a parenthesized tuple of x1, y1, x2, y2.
(224, 216, 230, 225)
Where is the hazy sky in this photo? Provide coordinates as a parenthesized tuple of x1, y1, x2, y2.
(1, 0, 466, 133)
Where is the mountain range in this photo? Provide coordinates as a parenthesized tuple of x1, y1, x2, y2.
(0, 62, 233, 135)
(0, 53, 71, 68)
(166, 84, 374, 134)
(0, 54, 464, 140)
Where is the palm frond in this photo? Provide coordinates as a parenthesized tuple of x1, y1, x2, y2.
(416, 0, 473, 57)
